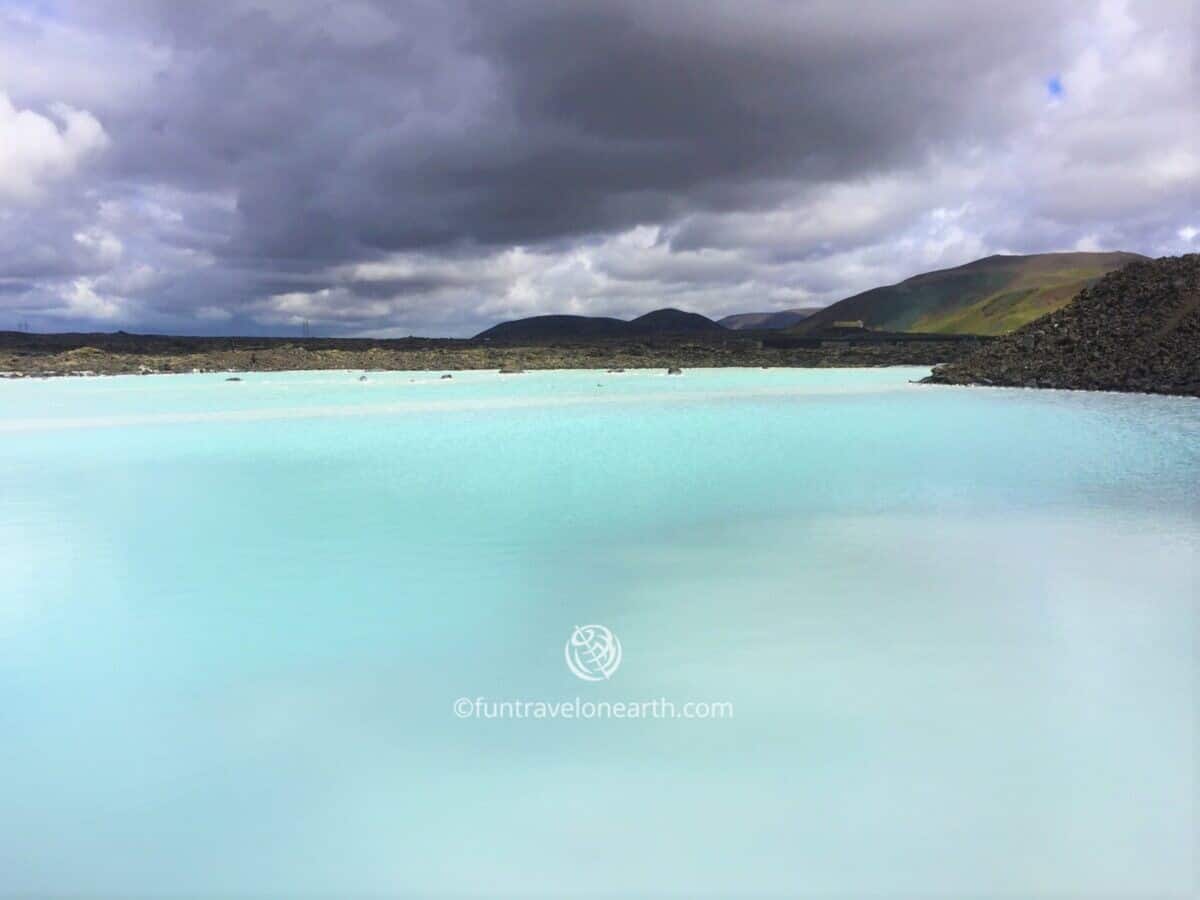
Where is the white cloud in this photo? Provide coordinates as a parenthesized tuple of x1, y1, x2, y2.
(0, 6, 164, 112)
(73, 228, 123, 267)
(99, 263, 160, 296)
(252, 288, 398, 326)
(1019, 0, 1198, 222)
(59, 278, 126, 321)
(0, 92, 108, 201)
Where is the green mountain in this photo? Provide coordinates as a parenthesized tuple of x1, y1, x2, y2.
(794, 251, 1145, 336)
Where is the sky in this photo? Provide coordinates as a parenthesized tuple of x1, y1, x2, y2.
(0, 0, 1197, 337)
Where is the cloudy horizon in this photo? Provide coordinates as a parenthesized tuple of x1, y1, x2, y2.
(1, 0, 1197, 337)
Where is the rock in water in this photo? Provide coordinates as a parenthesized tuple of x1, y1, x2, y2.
(666, 366, 683, 375)
(225, 376, 242, 382)
(440, 373, 453, 379)
(924, 254, 1199, 397)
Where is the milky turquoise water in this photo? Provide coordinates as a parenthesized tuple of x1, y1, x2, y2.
(1, 367, 1197, 899)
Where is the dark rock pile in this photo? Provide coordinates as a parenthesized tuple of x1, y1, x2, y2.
(924, 254, 1199, 397)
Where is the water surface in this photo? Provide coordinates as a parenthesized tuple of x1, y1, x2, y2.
(1, 368, 1196, 898)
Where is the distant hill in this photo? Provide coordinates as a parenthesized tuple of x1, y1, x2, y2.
(628, 308, 726, 335)
(473, 314, 630, 342)
(718, 307, 825, 330)
(794, 251, 1145, 336)
(474, 307, 726, 342)
(926, 254, 1199, 396)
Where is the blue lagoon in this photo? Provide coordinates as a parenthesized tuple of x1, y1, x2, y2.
(1, 368, 1196, 897)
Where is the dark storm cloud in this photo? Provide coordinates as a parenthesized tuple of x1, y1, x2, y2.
(0, 0, 1195, 334)
(91, 0, 1070, 258)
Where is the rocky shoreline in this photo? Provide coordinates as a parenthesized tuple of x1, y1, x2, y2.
(0, 330, 980, 378)
(924, 254, 1199, 398)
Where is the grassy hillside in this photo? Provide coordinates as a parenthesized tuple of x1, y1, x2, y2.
(795, 252, 1145, 336)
